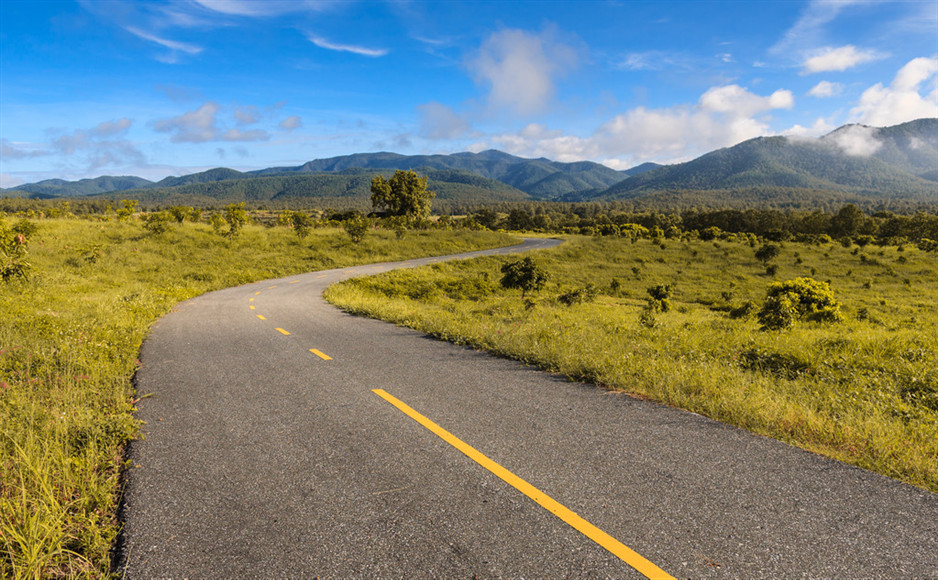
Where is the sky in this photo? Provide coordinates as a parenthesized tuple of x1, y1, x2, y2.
(1, 0, 937, 188)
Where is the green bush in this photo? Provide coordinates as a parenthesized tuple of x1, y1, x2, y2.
(646, 283, 674, 312)
(758, 277, 843, 330)
(558, 283, 598, 306)
(500, 257, 549, 298)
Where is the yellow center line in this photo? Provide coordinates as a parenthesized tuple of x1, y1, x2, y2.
(249, 298, 254, 302)
(309, 349, 332, 360)
(254, 291, 262, 295)
(289, 280, 300, 284)
(316, 274, 328, 279)
(371, 389, 674, 580)
(249, 305, 255, 310)
(275, 327, 291, 335)
(256, 314, 266, 320)
(268, 285, 277, 289)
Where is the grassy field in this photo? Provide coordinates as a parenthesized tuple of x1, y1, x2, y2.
(325, 234, 938, 492)
(0, 216, 514, 579)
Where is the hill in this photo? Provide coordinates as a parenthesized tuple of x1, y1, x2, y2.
(12, 175, 154, 197)
(107, 168, 530, 207)
(590, 119, 938, 204)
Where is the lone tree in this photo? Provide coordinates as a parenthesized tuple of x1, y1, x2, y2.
(500, 257, 549, 298)
(370, 170, 435, 220)
(754, 243, 781, 265)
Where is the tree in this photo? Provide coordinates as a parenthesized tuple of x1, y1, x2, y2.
(370, 170, 435, 220)
(224, 202, 248, 238)
(343, 216, 368, 243)
(291, 211, 314, 241)
(754, 243, 781, 265)
(500, 257, 549, 298)
(757, 277, 843, 330)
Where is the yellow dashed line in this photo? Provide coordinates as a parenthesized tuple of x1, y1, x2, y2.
(249, 305, 255, 310)
(254, 291, 262, 296)
(289, 280, 300, 284)
(256, 314, 266, 320)
(275, 328, 290, 335)
(316, 274, 328, 279)
(249, 298, 254, 302)
(372, 389, 675, 580)
(309, 349, 332, 360)
(268, 285, 277, 289)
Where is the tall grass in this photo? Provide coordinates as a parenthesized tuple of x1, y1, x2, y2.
(325, 235, 938, 492)
(0, 216, 514, 578)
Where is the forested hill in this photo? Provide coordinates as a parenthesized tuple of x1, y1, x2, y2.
(587, 118, 938, 203)
(251, 149, 626, 199)
(100, 168, 531, 207)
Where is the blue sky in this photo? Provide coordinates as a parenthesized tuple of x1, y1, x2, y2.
(1, 0, 936, 187)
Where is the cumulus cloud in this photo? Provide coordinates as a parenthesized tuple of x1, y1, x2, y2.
(279, 116, 302, 130)
(808, 80, 843, 98)
(782, 117, 837, 139)
(802, 45, 881, 73)
(417, 102, 470, 140)
(468, 27, 580, 117)
(309, 36, 388, 57)
(485, 84, 795, 166)
(234, 105, 260, 125)
(153, 102, 221, 142)
(850, 56, 938, 126)
(827, 124, 882, 156)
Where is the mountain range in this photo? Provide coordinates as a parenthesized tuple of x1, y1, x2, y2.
(4, 119, 936, 208)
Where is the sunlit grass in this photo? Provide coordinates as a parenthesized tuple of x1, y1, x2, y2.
(325, 235, 938, 492)
(0, 216, 515, 578)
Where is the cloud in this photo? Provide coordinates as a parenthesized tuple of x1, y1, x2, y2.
(193, 0, 329, 17)
(153, 102, 272, 143)
(485, 84, 795, 166)
(1, 174, 25, 189)
(125, 26, 203, 55)
(782, 117, 837, 138)
(808, 80, 843, 98)
(802, 45, 881, 73)
(616, 50, 689, 71)
(234, 105, 260, 125)
(827, 124, 882, 156)
(468, 27, 580, 117)
(771, 0, 867, 55)
(279, 116, 303, 130)
(309, 36, 388, 57)
(92, 118, 133, 137)
(153, 102, 221, 142)
(1, 139, 49, 159)
(850, 56, 938, 126)
(417, 102, 470, 140)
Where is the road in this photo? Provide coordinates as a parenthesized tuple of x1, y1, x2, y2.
(117, 237, 938, 578)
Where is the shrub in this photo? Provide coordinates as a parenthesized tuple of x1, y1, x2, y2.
(646, 283, 674, 312)
(758, 277, 843, 330)
(0, 219, 31, 282)
(291, 211, 314, 241)
(558, 283, 598, 306)
(142, 211, 172, 235)
(500, 257, 549, 298)
(755, 243, 781, 264)
(729, 300, 757, 319)
(343, 216, 369, 243)
(224, 203, 248, 238)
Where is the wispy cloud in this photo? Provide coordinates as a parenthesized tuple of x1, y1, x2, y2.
(309, 36, 388, 57)
(771, 0, 868, 55)
(193, 0, 330, 17)
(279, 116, 303, 130)
(125, 26, 203, 55)
(802, 45, 882, 74)
(152, 101, 272, 143)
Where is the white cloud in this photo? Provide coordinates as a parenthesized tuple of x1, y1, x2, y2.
(91, 118, 133, 137)
(782, 117, 837, 138)
(153, 102, 221, 142)
(193, 0, 329, 16)
(808, 80, 843, 98)
(827, 124, 882, 156)
(234, 105, 260, 125)
(616, 50, 688, 71)
(417, 102, 470, 140)
(850, 56, 938, 126)
(279, 116, 302, 130)
(125, 26, 203, 55)
(771, 1, 867, 55)
(309, 36, 388, 57)
(485, 84, 795, 166)
(1, 139, 49, 159)
(802, 45, 881, 73)
(220, 128, 268, 142)
(468, 27, 580, 117)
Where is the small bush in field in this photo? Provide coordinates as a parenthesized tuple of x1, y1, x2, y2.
(0, 219, 31, 282)
(755, 243, 781, 265)
(758, 277, 843, 330)
(291, 211, 314, 241)
(500, 257, 549, 298)
(646, 283, 674, 312)
(558, 283, 597, 306)
(143, 211, 172, 235)
(343, 216, 369, 243)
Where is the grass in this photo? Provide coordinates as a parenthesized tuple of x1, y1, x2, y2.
(325, 234, 938, 492)
(0, 216, 515, 578)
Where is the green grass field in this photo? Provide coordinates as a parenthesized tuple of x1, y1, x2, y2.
(0, 216, 514, 578)
(325, 234, 938, 493)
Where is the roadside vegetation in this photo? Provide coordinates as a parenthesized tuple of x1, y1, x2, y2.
(0, 211, 513, 578)
(325, 233, 938, 493)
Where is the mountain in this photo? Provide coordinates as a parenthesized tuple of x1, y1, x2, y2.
(12, 175, 154, 197)
(107, 168, 530, 207)
(621, 162, 663, 176)
(590, 119, 938, 203)
(252, 150, 625, 199)
(153, 167, 246, 188)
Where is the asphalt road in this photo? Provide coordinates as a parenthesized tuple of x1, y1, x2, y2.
(117, 237, 938, 579)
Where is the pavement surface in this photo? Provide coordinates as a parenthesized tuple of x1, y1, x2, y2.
(116, 237, 938, 579)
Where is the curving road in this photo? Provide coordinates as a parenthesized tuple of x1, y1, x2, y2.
(117, 237, 938, 578)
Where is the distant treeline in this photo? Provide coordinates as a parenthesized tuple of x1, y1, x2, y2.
(2, 196, 937, 243)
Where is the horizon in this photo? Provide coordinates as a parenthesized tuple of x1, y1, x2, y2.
(2, 0, 937, 187)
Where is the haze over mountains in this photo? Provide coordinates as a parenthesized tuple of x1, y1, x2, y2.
(5, 119, 936, 208)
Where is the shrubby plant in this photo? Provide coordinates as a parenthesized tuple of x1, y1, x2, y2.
(500, 257, 549, 298)
(0, 219, 31, 282)
(758, 277, 842, 330)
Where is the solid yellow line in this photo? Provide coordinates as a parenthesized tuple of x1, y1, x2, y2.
(256, 314, 266, 320)
(309, 349, 332, 360)
(371, 389, 674, 580)
(275, 327, 290, 335)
